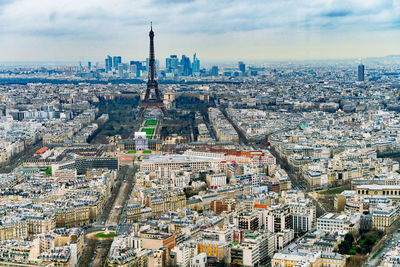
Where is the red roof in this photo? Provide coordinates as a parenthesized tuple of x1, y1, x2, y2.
(119, 156, 134, 161)
(34, 147, 48, 154)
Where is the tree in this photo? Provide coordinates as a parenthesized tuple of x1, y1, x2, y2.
(344, 233, 354, 244)
(338, 233, 354, 255)
(338, 241, 351, 254)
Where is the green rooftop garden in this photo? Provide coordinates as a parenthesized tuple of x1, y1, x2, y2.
(247, 233, 259, 238)
(142, 150, 152, 154)
(127, 151, 136, 154)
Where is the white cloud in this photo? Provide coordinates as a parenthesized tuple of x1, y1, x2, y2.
(0, 0, 399, 61)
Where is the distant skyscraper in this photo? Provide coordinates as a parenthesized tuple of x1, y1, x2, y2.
(156, 59, 160, 75)
(192, 53, 200, 73)
(130, 61, 143, 77)
(171, 55, 178, 70)
(166, 55, 179, 72)
(211, 66, 219, 76)
(130, 64, 137, 76)
(113, 56, 122, 69)
(105, 55, 112, 72)
(358, 64, 365, 82)
(238, 61, 246, 73)
(181, 55, 192, 76)
(118, 63, 124, 77)
(88, 61, 91, 71)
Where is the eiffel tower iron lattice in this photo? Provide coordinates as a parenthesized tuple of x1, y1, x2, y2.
(137, 23, 168, 118)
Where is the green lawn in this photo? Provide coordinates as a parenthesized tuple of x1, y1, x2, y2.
(96, 232, 115, 238)
(143, 150, 152, 154)
(144, 120, 158, 126)
(44, 167, 52, 175)
(349, 248, 357, 255)
(141, 128, 155, 135)
(146, 135, 153, 139)
(127, 151, 136, 154)
(319, 185, 350, 195)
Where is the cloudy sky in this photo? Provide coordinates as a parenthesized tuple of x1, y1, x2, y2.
(0, 0, 399, 63)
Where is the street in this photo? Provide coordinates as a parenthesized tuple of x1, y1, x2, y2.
(78, 165, 136, 267)
(0, 142, 42, 173)
(367, 232, 400, 266)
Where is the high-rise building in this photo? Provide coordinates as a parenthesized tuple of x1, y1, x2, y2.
(113, 56, 122, 69)
(118, 63, 124, 77)
(358, 64, 365, 82)
(155, 59, 160, 75)
(87, 61, 91, 71)
(238, 61, 246, 73)
(166, 55, 179, 72)
(130, 61, 143, 77)
(192, 53, 200, 73)
(130, 64, 137, 77)
(105, 55, 112, 72)
(181, 55, 192, 76)
(211, 66, 219, 76)
(171, 56, 179, 70)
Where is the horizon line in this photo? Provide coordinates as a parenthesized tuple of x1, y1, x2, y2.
(1, 55, 400, 67)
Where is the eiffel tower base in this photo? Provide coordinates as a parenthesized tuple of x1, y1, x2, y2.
(137, 101, 168, 118)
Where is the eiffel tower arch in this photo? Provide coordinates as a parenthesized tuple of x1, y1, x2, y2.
(138, 23, 168, 118)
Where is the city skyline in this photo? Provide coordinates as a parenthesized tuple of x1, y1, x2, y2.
(0, 0, 399, 62)
(1, 2, 400, 265)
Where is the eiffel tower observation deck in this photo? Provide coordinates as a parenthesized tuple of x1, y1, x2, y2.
(138, 23, 168, 118)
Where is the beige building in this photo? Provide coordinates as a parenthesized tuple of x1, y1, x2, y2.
(26, 214, 56, 236)
(0, 218, 28, 240)
(0, 238, 41, 263)
(357, 184, 400, 200)
(140, 231, 175, 251)
(146, 190, 186, 218)
(140, 155, 225, 174)
(372, 205, 399, 232)
(39, 247, 72, 267)
(272, 251, 345, 267)
(55, 206, 90, 228)
(108, 250, 148, 267)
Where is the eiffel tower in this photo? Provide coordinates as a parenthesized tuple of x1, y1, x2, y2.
(137, 23, 168, 118)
